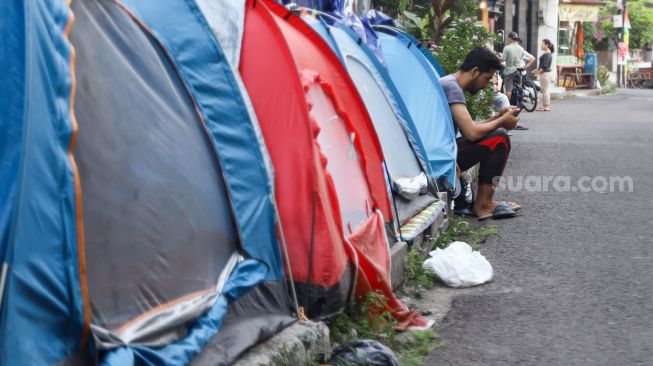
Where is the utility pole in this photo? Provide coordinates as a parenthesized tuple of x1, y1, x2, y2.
(619, 0, 628, 87)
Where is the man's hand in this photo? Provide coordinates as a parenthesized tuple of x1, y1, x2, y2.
(500, 106, 520, 117)
(501, 111, 520, 130)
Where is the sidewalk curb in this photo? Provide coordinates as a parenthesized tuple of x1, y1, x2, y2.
(232, 321, 331, 366)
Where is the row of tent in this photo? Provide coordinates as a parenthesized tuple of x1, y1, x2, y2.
(0, 0, 458, 365)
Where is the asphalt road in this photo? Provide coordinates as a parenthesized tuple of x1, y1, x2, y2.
(427, 89, 653, 366)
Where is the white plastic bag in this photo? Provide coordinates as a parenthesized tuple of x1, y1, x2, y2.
(394, 172, 427, 200)
(422, 241, 493, 288)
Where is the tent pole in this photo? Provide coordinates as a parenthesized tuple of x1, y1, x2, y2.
(273, 204, 302, 319)
(0, 262, 8, 313)
(304, 192, 317, 314)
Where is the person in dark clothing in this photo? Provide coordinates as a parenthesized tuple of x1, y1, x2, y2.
(532, 39, 555, 111)
(440, 47, 521, 220)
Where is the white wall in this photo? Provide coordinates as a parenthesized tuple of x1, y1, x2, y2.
(537, 0, 559, 81)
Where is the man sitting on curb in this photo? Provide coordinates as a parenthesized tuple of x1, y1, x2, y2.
(440, 47, 521, 220)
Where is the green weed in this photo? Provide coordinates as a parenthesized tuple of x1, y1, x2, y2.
(436, 217, 497, 250)
(329, 291, 398, 348)
(404, 250, 436, 298)
(397, 330, 446, 366)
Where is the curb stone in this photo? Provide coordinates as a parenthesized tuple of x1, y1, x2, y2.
(232, 321, 331, 366)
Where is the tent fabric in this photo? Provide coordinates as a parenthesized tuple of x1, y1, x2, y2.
(266, 0, 392, 222)
(238, 0, 351, 319)
(117, 0, 284, 282)
(283, 0, 344, 13)
(71, 0, 242, 340)
(308, 21, 439, 228)
(347, 211, 431, 331)
(376, 28, 458, 189)
(1, 0, 294, 363)
(304, 75, 376, 233)
(311, 22, 431, 182)
(398, 30, 447, 78)
(0, 0, 89, 364)
(87, 0, 293, 363)
(263, 0, 429, 330)
(305, 19, 432, 182)
(194, 0, 245, 69)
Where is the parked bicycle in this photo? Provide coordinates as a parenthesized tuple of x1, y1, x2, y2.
(501, 67, 538, 112)
(627, 67, 652, 89)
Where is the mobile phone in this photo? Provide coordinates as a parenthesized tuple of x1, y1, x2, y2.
(514, 104, 526, 116)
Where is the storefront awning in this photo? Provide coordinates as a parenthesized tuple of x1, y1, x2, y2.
(559, 4, 600, 22)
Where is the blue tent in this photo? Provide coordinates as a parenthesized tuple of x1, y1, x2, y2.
(308, 20, 432, 180)
(1, 1, 294, 365)
(306, 19, 446, 242)
(398, 30, 448, 78)
(374, 28, 458, 189)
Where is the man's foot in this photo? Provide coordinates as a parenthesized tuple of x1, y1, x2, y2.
(476, 202, 517, 221)
(514, 124, 529, 130)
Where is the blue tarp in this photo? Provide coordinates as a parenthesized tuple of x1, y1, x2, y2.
(376, 29, 458, 188)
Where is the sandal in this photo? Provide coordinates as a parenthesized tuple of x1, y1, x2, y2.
(497, 201, 522, 211)
(477, 203, 517, 221)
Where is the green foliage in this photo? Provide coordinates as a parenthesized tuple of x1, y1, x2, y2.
(329, 291, 446, 366)
(433, 17, 500, 120)
(405, 250, 436, 298)
(604, 84, 618, 95)
(591, 0, 653, 50)
(436, 217, 497, 251)
(390, 0, 481, 43)
(583, 21, 598, 53)
(598, 64, 610, 86)
(329, 291, 398, 348)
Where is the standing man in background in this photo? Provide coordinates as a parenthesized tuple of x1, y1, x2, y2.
(502, 32, 535, 103)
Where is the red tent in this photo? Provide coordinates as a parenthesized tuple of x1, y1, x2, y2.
(241, 0, 430, 329)
(240, 0, 349, 318)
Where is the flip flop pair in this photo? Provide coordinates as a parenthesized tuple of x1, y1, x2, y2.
(478, 202, 518, 221)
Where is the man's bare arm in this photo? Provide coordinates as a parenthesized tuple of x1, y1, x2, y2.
(450, 104, 519, 141)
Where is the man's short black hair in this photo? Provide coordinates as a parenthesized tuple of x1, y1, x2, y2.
(459, 47, 504, 73)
